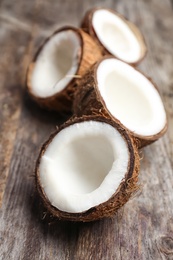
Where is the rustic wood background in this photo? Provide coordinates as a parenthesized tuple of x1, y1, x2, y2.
(0, 0, 173, 259)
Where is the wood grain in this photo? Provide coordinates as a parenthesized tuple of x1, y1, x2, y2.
(0, 0, 173, 259)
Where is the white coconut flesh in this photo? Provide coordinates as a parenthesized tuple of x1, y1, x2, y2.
(92, 9, 142, 63)
(39, 121, 129, 213)
(97, 59, 167, 137)
(31, 30, 81, 98)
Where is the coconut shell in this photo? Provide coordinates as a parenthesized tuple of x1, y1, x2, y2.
(36, 115, 140, 222)
(26, 26, 102, 113)
(73, 57, 167, 148)
(81, 7, 147, 65)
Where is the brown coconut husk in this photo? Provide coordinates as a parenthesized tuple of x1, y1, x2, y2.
(73, 57, 167, 148)
(81, 7, 147, 65)
(36, 115, 140, 222)
(26, 26, 102, 113)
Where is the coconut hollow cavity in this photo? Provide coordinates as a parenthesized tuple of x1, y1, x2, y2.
(36, 116, 139, 222)
(74, 58, 167, 148)
(82, 8, 147, 64)
(26, 26, 102, 113)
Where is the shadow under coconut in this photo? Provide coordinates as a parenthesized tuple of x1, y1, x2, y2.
(23, 89, 72, 127)
(28, 191, 86, 241)
(27, 187, 119, 249)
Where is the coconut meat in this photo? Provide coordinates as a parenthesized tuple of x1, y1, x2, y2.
(92, 9, 141, 63)
(31, 30, 81, 98)
(39, 121, 129, 213)
(97, 58, 167, 136)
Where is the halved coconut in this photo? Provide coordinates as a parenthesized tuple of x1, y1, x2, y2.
(36, 116, 139, 222)
(74, 58, 167, 148)
(26, 26, 102, 113)
(82, 8, 147, 64)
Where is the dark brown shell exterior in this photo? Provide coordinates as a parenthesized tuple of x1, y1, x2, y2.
(36, 115, 140, 222)
(73, 57, 167, 148)
(26, 26, 102, 113)
(81, 7, 147, 65)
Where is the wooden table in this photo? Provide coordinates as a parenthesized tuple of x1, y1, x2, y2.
(0, 0, 173, 259)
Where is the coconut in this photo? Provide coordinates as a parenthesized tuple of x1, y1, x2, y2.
(36, 115, 139, 222)
(73, 57, 167, 148)
(26, 26, 102, 113)
(82, 8, 147, 64)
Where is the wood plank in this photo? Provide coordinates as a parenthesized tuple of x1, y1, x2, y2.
(0, 0, 51, 206)
(0, 20, 30, 206)
(0, 0, 173, 259)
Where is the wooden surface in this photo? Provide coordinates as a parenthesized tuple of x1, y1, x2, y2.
(0, 0, 173, 259)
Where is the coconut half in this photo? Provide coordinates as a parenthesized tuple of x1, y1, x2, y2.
(82, 8, 147, 64)
(74, 58, 167, 148)
(36, 116, 139, 222)
(26, 26, 102, 112)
